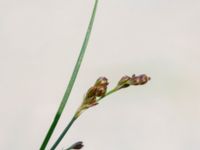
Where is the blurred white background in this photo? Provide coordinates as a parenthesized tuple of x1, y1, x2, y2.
(0, 0, 200, 149)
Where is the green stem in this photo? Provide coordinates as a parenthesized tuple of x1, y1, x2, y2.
(50, 116, 77, 150)
(97, 87, 119, 102)
(50, 87, 119, 149)
(40, 0, 99, 149)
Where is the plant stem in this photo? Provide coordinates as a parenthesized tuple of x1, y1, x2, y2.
(50, 116, 77, 150)
(50, 87, 119, 149)
(97, 87, 119, 102)
(40, 0, 99, 149)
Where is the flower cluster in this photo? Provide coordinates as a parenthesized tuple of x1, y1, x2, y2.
(76, 77, 109, 116)
(76, 74, 150, 117)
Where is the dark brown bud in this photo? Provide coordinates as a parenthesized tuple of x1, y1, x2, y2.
(95, 77, 109, 86)
(117, 75, 131, 88)
(67, 141, 84, 150)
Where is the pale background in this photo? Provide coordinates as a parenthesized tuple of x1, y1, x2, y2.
(0, 0, 200, 149)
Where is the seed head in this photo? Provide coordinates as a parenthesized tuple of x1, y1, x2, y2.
(79, 77, 109, 113)
(95, 77, 109, 87)
(95, 85, 107, 97)
(131, 74, 151, 85)
(85, 86, 97, 99)
(117, 75, 131, 88)
(117, 74, 150, 89)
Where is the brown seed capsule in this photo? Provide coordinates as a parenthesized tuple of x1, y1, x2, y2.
(85, 86, 97, 99)
(95, 85, 107, 97)
(95, 77, 109, 86)
(131, 74, 150, 85)
(81, 96, 98, 111)
(117, 75, 131, 88)
(139, 74, 151, 85)
(131, 77, 140, 85)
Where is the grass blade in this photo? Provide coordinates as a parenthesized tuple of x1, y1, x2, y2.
(40, 0, 99, 149)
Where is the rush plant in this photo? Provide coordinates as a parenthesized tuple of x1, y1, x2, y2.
(40, 0, 150, 149)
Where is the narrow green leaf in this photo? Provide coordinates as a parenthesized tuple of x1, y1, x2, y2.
(40, 0, 99, 149)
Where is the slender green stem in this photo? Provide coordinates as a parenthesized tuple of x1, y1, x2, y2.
(40, 0, 99, 149)
(50, 87, 119, 149)
(50, 116, 77, 150)
(97, 87, 119, 102)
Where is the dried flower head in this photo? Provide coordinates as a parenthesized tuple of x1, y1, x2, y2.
(76, 74, 150, 117)
(77, 77, 109, 116)
(95, 77, 109, 87)
(85, 77, 108, 98)
(95, 85, 107, 97)
(86, 76, 108, 98)
(85, 86, 97, 99)
(117, 74, 150, 89)
(117, 75, 132, 88)
(131, 74, 151, 85)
